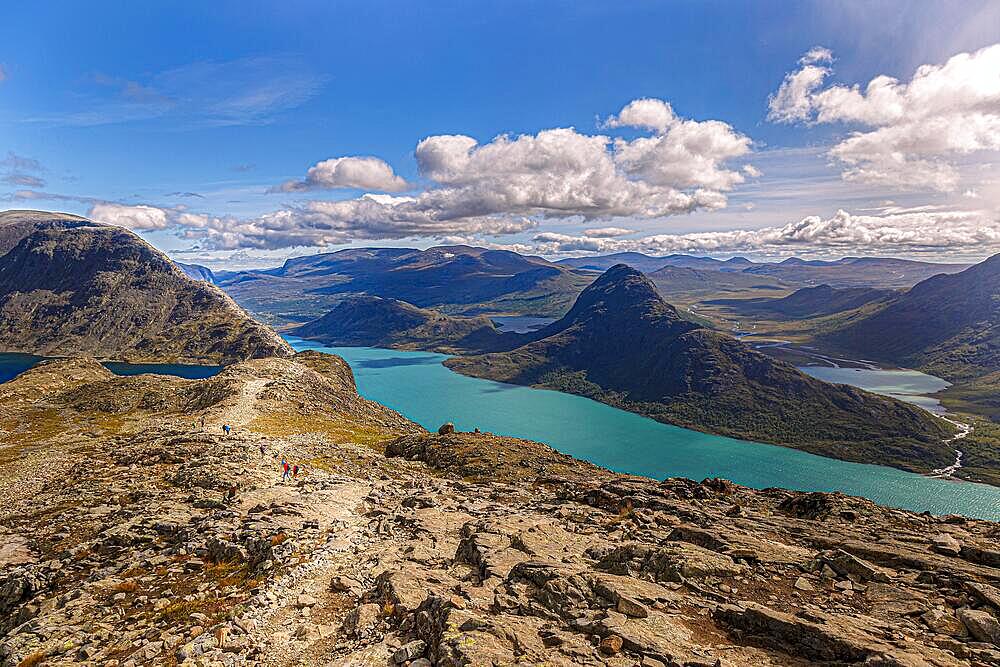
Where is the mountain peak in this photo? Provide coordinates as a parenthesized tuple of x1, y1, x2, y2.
(592, 262, 647, 284)
(546, 263, 687, 336)
(0, 210, 291, 363)
(580, 263, 660, 299)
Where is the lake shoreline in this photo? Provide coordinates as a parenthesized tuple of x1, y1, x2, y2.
(286, 338, 1000, 520)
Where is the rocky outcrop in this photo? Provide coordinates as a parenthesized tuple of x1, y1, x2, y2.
(0, 210, 291, 364)
(0, 350, 998, 666)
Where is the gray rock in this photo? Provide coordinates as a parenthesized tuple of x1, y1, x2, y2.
(616, 594, 649, 618)
(922, 608, 967, 637)
(393, 639, 427, 663)
(794, 576, 815, 592)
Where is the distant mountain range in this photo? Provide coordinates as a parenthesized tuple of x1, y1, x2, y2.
(558, 252, 969, 289)
(216, 246, 591, 323)
(558, 252, 754, 273)
(176, 262, 216, 284)
(209, 247, 972, 325)
(646, 265, 787, 301)
(742, 256, 970, 289)
(446, 265, 955, 472)
(821, 253, 1000, 381)
(292, 295, 512, 354)
(0, 210, 291, 364)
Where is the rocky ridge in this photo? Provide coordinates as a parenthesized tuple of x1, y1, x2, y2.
(0, 210, 291, 364)
(1, 351, 999, 666)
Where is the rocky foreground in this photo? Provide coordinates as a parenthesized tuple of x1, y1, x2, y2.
(1, 353, 999, 666)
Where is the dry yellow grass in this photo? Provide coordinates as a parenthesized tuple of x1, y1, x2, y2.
(250, 411, 396, 449)
(0, 408, 66, 447)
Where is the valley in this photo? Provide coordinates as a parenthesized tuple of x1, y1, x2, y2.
(0, 210, 999, 666)
(7, 7, 1000, 665)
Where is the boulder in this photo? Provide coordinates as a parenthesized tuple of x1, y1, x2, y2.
(599, 635, 623, 656)
(922, 608, 968, 637)
(958, 608, 1000, 645)
(393, 639, 427, 663)
(342, 603, 383, 639)
(794, 576, 815, 592)
(616, 595, 649, 618)
(818, 549, 890, 583)
(596, 542, 742, 582)
(931, 533, 962, 557)
(205, 537, 249, 565)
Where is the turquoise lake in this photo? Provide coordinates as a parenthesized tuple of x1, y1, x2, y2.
(287, 338, 1000, 521)
(798, 365, 950, 414)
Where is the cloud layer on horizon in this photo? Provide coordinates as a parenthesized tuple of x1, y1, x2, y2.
(522, 207, 1000, 257)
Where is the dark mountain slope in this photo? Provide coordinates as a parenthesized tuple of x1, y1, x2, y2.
(820, 254, 1000, 381)
(292, 296, 516, 354)
(647, 265, 786, 300)
(218, 245, 592, 323)
(0, 210, 291, 364)
(709, 284, 896, 319)
(743, 257, 970, 289)
(447, 265, 955, 472)
(0, 209, 92, 254)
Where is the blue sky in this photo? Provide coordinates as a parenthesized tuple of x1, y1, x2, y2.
(2, 1, 999, 267)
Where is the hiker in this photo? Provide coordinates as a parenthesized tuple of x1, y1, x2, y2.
(281, 458, 291, 481)
(200, 415, 205, 429)
(223, 423, 231, 436)
(292, 464, 299, 478)
(260, 444, 266, 457)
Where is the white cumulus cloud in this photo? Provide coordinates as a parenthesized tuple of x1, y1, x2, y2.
(769, 44, 1000, 191)
(75, 98, 755, 251)
(273, 156, 409, 193)
(89, 203, 170, 231)
(602, 98, 677, 133)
